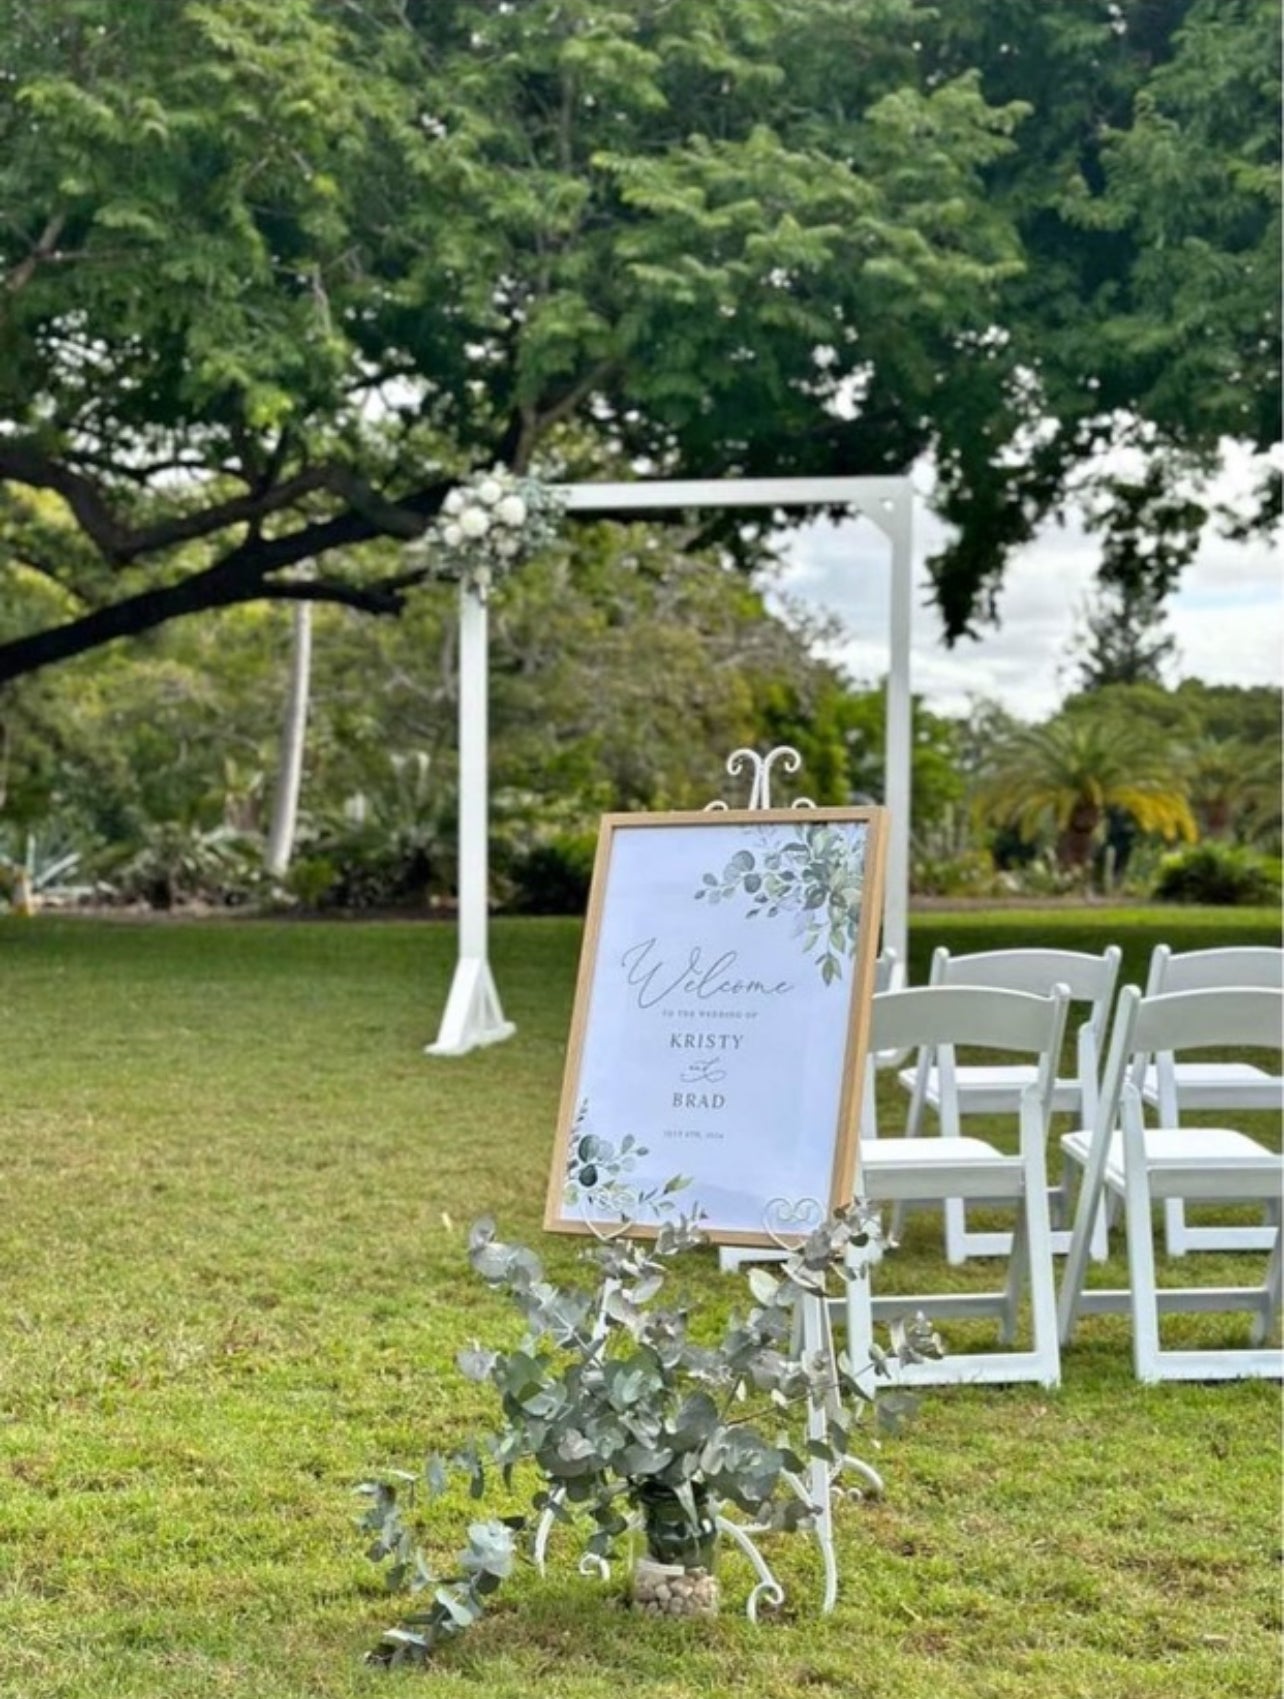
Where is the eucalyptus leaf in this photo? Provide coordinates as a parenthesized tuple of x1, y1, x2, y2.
(457, 1344, 499, 1382)
(747, 1266, 781, 1306)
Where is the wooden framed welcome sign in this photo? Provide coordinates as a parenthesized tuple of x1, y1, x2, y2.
(545, 807, 888, 1246)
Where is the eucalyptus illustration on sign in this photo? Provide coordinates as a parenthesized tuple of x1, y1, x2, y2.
(563, 1102, 687, 1218)
(695, 823, 869, 985)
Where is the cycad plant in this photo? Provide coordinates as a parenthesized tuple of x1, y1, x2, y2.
(973, 715, 1195, 874)
(1182, 737, 1281, 845)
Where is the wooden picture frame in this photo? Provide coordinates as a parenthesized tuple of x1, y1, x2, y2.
(544, 807, 888, 1245)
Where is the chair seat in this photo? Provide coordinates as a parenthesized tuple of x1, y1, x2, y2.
(897, 1063, 1081, 1114)
(1062, 1125, 1280, 1199)
(861, 1137, 1022, 1201)
(866, 1134, 1012, 1160)
(1141, 1061, 1281, 1111)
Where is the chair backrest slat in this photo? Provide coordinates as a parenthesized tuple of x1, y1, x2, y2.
(1146, 944, 1284, 996)
(873, 948, 900, 995)
(1132, 986, 1284, 1058)
(872, 983, 1069, 1056)
(929, 946, 1121, 1044)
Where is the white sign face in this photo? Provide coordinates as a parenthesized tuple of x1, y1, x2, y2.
(545, 808, 887, 1245)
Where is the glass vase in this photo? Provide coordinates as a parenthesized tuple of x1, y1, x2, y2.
(631, 1481, 719, 1619)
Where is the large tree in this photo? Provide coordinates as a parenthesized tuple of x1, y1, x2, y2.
(0, 0, 1277, 684)
(922, 0, 1281, 631)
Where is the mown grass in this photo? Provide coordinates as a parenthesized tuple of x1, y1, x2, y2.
(0, 908, 1279, 1699)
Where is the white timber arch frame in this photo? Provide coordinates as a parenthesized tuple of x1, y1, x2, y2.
(426, 475, 914, 1057)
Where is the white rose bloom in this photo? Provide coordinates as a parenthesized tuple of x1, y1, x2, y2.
(495, 494, 527, 526)
(495, 534, 520, 558)
(477, 478, 503, 506)
(473, 563, 493, 593)
(443, 488, 465, 515)
(460, 506, 491, 538)
(442, 522, 463, 547)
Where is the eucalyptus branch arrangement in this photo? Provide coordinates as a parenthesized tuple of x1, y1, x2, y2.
(357, 1204, 941, 1666)
(412, 465, 565, 599)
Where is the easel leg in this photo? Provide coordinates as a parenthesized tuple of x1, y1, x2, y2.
(800, 1290, 839, 1613)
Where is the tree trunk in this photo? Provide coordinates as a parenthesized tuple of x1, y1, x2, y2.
(1056, 801, 1100, 870)
(1202, 798, 1232, 839)
(265, 601, 313, 880)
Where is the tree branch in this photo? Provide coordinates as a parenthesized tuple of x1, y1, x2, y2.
(0, 555, 257, 686)
(514, 360, 617, 472)
(263, 565, 432, 615)
(0, 441, 434, 564)
(0, 440, 134, 557)
(0, 436, 628, 682)
(0, 490, 449, 685)
(2, 213, 67, 296)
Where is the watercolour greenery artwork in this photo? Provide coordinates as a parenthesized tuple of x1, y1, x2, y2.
(563, 1103, 688, 1218)
(694, 823, 868, 986)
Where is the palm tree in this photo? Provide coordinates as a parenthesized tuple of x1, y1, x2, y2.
(974, 717, 1196, 873)
(1182, 737, 1281, 844)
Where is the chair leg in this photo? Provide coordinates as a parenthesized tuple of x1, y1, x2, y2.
(1250, 1229, 1282, 1348)
(1163, 1197, 1190, 1257)
(1000, 1211, 1028, 1345)
(1022, 1149, 1061, 1388)
(1121, 1115, 1163, 1383)
(1060, 1150, 1110, 1264)
(943, 1196, 970, 1266)
(890, 1047, 931, 1245)
(1087, 1185, 1110, 1263)
(1058, 1145, 1113, 1347)
(843, 1245, 878, 1390)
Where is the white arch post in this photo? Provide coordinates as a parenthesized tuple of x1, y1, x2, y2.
(426, 475, 914, 1057)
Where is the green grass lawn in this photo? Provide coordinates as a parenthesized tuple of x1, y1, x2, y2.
(0, 909, 1279, 1699)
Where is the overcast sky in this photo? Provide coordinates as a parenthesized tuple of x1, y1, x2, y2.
(776, 452, 1282, 722)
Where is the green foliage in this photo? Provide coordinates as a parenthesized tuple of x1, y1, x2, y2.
(1153, 842, 1282, 907)
(761, 677, 965, 831)
(1061, 680, 1283, 853)
(924, 0, 1281, 631)
(292, 751, 445, 911)
(0, 524, 877, 907)
(509, 832, 599, 916)
(0, 824, 86, 906)
(910, 848, 1007, 900)
(95, 821, 265, 909)
(361, 1204, 940, 1665)
(0, 0, 1276, 681)
(1069, 577, 1177, 690)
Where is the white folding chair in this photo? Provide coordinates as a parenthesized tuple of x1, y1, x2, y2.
(1139, 945, 1283, 1255)
(718, 949, 901, 1276)
(1058, 986, 1283, 1383)
(895, 946, 1121, 1262)
(844, 982, 1070, 1387)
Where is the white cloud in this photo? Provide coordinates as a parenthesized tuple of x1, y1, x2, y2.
(776, 491, 1281, 721)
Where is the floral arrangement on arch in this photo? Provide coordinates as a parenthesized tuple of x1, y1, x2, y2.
(430, 466, 564, 598)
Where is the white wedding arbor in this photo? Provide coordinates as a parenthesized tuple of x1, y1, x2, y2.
(427, 475, 914, 1057)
